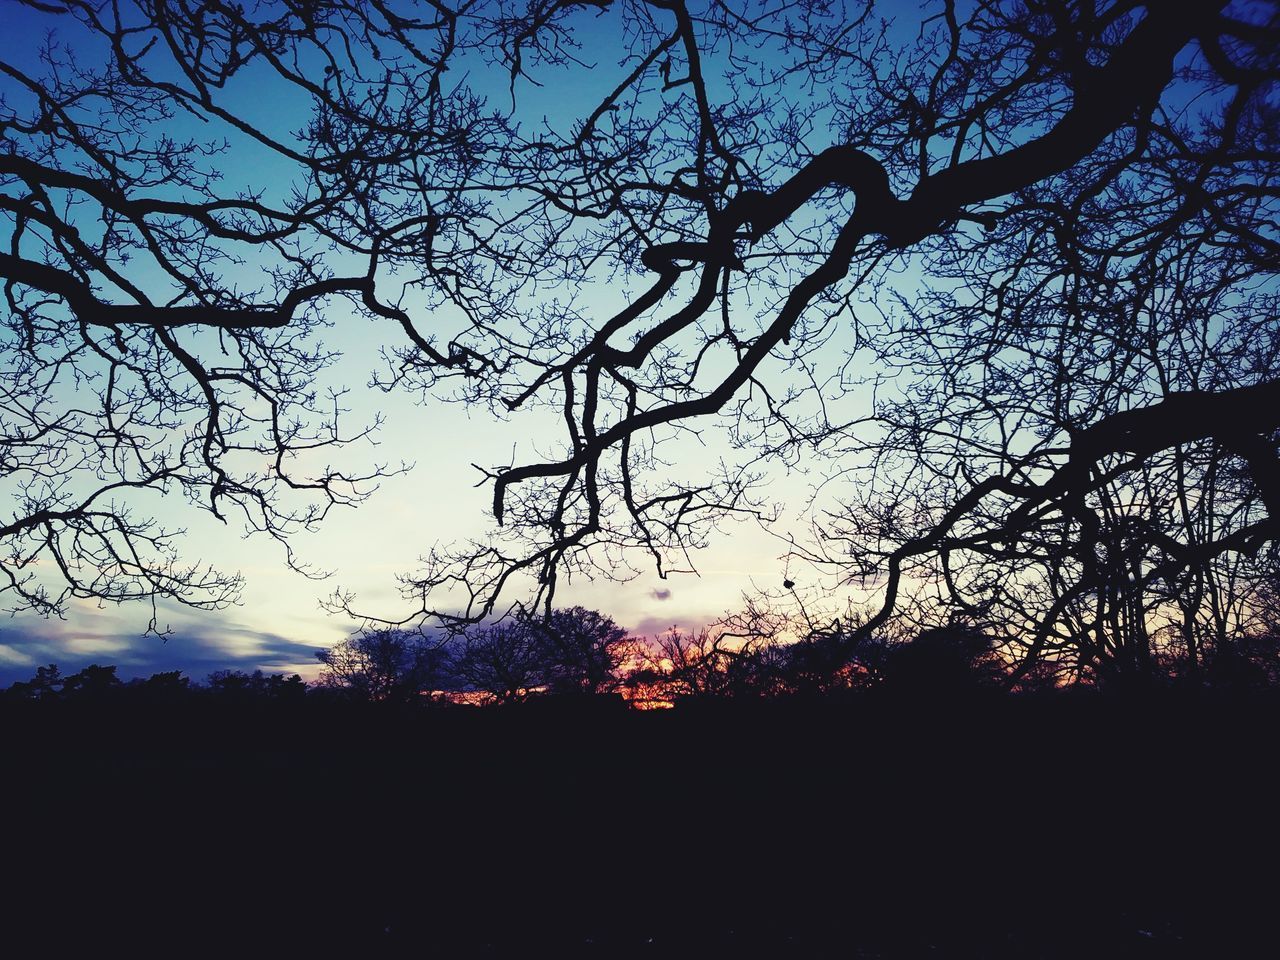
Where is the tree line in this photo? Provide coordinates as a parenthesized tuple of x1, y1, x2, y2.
(10, 597, 1280, 708)
(2, 661, 308, 702)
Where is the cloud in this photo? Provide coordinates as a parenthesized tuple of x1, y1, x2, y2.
(0, 643, 35, 667)
(0, 618, 327, 686)
(627, 613, 711, 638)
(60, 633, 133, 657)
(649, 588, 672, 601)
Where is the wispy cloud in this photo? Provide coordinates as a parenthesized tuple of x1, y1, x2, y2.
(0, 618, 329, 686)
(627, 614, 711, 638)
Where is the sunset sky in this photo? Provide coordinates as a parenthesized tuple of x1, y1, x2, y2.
(0, 1, 881, 684)
(0, 8, 809, 686)
(0, 388, 797, 684)
(10, 0, 1229, 687)
(3, 5, 1275, 954)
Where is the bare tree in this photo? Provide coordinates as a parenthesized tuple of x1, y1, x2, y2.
(0, 0, 503, 625)
(532, 606, 632, 695)
(626, 621, 819, 703)
(450, 620, 545, 705)
(5, 2, 1279, 671)
(629, 627, 747, 703)
(316, 628, 444, 702)
(379, 0, 1280, 659)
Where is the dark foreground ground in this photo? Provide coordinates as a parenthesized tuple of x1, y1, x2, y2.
(3, 691, 1278, 955)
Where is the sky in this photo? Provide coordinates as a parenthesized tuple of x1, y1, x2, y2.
(2, 0, 1272, 697)
(0, 0, 893, 685)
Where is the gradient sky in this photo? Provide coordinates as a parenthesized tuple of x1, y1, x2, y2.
(0, 0, 892, 685)
(0, 0, 824, 686)
(0, 269, 804, 682)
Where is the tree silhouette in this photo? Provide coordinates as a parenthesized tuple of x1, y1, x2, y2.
(877, 626, 1002, 694)
(139, 670, 190, 693)
(207, 668, 308, 700)
(5, 663, 63, 700)
(315, 629, 443, 703)
(2, 1, 1277, 673)
(627, 624, 799, 702)
(60, 663, 122, 698)
(534, 606, 631, 696)
(628, 627, 745, 703)
(450, 620, 545, 704)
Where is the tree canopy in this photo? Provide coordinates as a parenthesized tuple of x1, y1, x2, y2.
(2, 0, 1278, 683)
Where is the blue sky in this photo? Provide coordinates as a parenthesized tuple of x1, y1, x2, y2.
(0, 0, 897, 684)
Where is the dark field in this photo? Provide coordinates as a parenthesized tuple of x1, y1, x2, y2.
(4, 693, 1277, 956)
